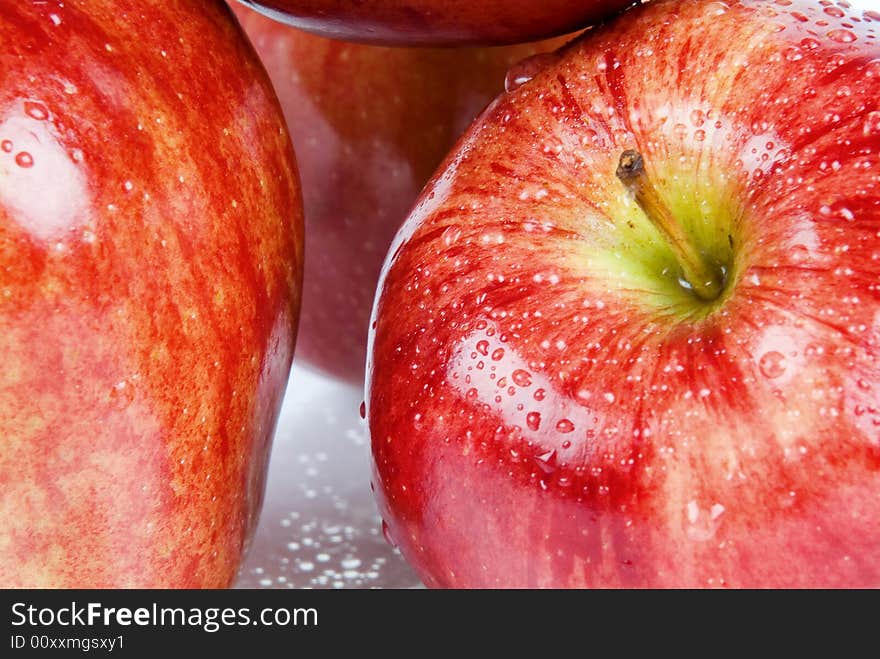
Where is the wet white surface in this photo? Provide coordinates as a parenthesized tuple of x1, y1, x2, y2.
(235, 362, 422, 589)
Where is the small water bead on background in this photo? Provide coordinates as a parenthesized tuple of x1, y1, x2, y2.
(1, 140, 12, 153)
(359, 401, 366, 419)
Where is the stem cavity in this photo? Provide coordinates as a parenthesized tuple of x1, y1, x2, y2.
(616, 150, 724, 302)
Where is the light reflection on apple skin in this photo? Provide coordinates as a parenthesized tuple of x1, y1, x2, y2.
(0, 102, 91, 242)
(447, 320, 599, 466)
(368, 0, 880, 588)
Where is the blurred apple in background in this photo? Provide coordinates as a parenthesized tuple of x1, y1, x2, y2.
(0, 0, 303, 587)
(233, 2, 571, 383)
(235, 0, 630, 46)
(368, 0, 880, 587)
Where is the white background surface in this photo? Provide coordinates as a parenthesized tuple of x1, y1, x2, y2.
(235, 361, 422, 589)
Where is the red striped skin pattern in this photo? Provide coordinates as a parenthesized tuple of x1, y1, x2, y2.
(368, 0, 880, 588)
(0, 1, 303, 587)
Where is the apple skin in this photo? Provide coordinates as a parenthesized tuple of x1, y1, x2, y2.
(0, 1, 303, 587)
(236, 0, 631, 46)
(368, 0, 880, 588)
(232, 3, 571, 383)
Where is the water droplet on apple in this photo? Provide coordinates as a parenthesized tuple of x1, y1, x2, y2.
(827, 29, 857, 43)
(491, 348, 505, 361)
(694, 129, 706, 142)
(533, 388, 546, 401)
(15, 151, 33, 168)
(526, 411, 542, 431)
(534, 449, 557, 473)
(441, 225, 462, 247)
(512, 369, 532, 387)
(552, 418, 574, 434)
(790, 244, 810, 263)
(504, 52, 558, 93)
(24, 101, 49, 121)
(466, 387, 478, 400)
(0, 139, 12, 153)
(381, 520, 397, 549)
(864, 111, 880, 137)
(705, 1, 729, 16)
(783, 46, 803, 61)
(823, 6, 845, 18)
(759, 351, 787, 379)
(476, 340, 489, 356)
(820, 201, 855, 222)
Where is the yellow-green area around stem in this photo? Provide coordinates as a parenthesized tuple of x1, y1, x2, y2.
(569, 158, 746, 322)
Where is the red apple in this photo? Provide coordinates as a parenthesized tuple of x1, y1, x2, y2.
(0, 1, 303, 587)
(235, 0, 630, 45)
(233, 3, 571, 383)
(368, 0, 880, 588)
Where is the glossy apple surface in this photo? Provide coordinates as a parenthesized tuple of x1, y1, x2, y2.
(0, 1, 303, 587)
(368, 0, 880, 588)
(236, 0, 630, 45)
(234, 3, 570, 383)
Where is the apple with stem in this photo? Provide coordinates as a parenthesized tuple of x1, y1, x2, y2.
(368, 0, 880, 588)
(233, 2, 571, 383)
(0, 1, 303, 587)
(235, 0, 631, 46)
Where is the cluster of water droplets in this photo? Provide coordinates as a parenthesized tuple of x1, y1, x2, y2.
(237, 369, 420, 589)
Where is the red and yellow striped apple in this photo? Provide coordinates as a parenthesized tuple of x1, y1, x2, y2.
(0, 0, 303, 587)
(232, 2, 570, 382)
(235, 0, 630, 45)
(368, 0, 880, 587)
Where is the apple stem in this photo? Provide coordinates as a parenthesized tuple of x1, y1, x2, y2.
(616, 150, 723, 302)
